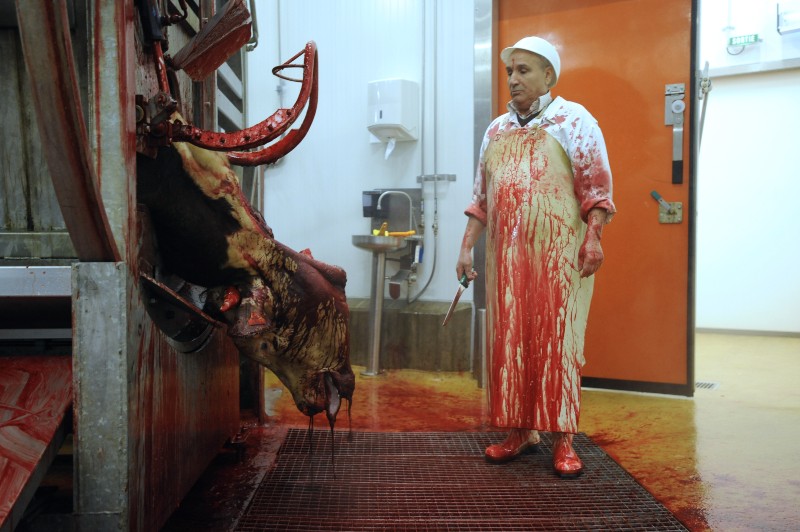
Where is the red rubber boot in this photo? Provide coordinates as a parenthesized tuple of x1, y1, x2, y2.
(485, 428, 540, 464)
(552, 432, 583, 478)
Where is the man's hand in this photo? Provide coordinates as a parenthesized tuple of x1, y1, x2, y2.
(578, 208, 608, 278)
(457, 248, 479, 282)
(578, 234, 604, 278)
(456, 216, 485, 282)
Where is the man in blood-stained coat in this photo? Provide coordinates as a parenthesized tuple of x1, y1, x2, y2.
(456, 36, 616, 477)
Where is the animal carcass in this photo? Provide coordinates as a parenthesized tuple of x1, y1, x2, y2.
(137, 139, 354, 426)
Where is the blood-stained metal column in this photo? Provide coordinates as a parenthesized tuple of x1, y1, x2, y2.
(86, 0, 138, 262)
(471, 0, 495, 387)
(71, 262, 131, 530)
(73, 1, 137, 529)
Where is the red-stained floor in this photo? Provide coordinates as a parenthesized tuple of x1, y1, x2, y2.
(163, 333, 800, 531)
(14, 334, 800, 531)
(0, 356, 72, 531)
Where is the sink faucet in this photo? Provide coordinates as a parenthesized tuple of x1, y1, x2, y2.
(376, 190, 414, 232)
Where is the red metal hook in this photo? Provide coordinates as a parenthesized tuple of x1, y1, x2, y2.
(227, 43, 319, 166)
(168, 41, 318, 165)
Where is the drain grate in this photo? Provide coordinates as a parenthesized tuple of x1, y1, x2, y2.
(235, 430, 687, 531)
(696, 381, 720, 390)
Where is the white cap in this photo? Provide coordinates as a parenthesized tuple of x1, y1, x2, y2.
(500, 36, 561, 87)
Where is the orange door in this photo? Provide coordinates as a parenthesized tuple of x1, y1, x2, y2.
(497, 0, 696, 394)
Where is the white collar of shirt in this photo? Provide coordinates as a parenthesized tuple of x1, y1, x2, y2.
(507, 92, 554, 121)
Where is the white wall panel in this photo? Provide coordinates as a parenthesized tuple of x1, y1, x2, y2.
(695, 69, 800, 333)
(696, 0, 800, 333)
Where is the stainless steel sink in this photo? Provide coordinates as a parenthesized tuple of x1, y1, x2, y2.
(352, 233, 418, 377)
(352, 234, 406, 252)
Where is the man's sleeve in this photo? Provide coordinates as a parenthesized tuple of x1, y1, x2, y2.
(464, 120, 502, 225)
(567, 110, 617, 223)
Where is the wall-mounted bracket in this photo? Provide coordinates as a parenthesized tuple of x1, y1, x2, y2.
(417, 174, 456, 183)
(651, 190, 683, 224)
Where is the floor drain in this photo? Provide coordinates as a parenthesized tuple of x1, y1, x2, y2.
(695, 381, 720, 390)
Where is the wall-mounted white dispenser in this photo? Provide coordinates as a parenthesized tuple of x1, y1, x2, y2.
(367, 79, 419, 143)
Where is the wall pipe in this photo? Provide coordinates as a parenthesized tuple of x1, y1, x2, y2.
(409, 0, 439, 303)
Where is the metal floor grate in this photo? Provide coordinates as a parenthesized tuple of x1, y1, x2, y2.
(235, 430, 688, 531)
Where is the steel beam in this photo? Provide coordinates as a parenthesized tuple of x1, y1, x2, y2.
(0, 266, 71, 297)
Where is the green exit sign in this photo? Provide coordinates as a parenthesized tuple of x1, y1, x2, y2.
(728, 34, 759, 46)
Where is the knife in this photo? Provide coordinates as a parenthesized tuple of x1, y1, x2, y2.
(442, 274, 471, 327)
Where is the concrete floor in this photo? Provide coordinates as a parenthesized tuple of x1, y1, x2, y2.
(162, 332, 800, 531)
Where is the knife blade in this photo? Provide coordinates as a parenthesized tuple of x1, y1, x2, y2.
(442, 274, 470, 327)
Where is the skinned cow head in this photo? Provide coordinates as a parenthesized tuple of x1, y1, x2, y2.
(137, 139, 355, 424)
(207, 247, 355, 419)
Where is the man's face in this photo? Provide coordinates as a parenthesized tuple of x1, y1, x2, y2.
(506, 50, 553, 112)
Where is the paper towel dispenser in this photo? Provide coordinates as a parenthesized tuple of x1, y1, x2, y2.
(367, 79, 419, 142)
